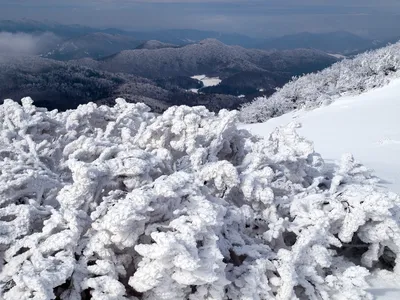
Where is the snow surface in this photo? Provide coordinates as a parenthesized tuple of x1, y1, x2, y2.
(244, 78, 400, 193)
(328, 53, 346, 59)
(191, 74, 222, 87)
(367, 272, 400, 300)
(244, 78, 400, 299)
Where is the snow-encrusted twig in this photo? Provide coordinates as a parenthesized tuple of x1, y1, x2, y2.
(0, 99, 399, 300)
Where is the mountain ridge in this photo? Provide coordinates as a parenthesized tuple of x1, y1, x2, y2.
(84, 39, 337, 79)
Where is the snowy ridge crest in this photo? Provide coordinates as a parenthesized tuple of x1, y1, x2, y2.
(0, 98, 399, 300)
(241, 41, 400, 123)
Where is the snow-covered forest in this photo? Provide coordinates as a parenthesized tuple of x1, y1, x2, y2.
(241, 41, 400, 123)
(1, 97, 399, 300)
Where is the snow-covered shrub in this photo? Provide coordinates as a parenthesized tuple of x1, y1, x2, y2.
(241, 41, 400, 123)
(0, 99, 399, 300)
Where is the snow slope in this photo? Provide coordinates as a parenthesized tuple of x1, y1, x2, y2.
(189, 75, 222, 94)
(244, 78, 400, 194)
(191, 74, 222, 87)
(328, 53, 346, 59)
(244, 79, 400, 299)
(367, 273, 400, 300)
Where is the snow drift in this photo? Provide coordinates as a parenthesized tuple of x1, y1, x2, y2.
(244, 78, 400, 195)
(0, 98, 400, 300)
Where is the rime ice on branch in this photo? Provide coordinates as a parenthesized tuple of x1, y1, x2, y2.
(0, 98, 399, 300)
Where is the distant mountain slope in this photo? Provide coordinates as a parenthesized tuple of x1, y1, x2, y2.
(68, 39, 337, 99)
(42, 33, 142, 60)
(86, 39, 337, 79)
(241, 41, 400, 123)
(260, 31, 375, 54)
(135, 40, 179, 50)
(129, 29, 261, 47)
(0, 55, 169, 111)
(345, 36, 400, 57)
(0, 55, 247, 112)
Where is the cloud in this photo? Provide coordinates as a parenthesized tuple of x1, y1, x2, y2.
(0, 32, 60, 55)
(0, 0, 400, 39)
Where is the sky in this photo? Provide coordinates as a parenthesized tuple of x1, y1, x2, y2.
(1, 0, 400, 38)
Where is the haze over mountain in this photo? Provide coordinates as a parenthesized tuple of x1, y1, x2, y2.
(43, 33, 143, 60)
(0, 19, 96, 38)
(2, 19, 399, 58)
(0, 19, 261, 48)
(260, 31, 378, 55)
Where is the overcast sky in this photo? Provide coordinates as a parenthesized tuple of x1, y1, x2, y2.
(1, 0, 400, 38)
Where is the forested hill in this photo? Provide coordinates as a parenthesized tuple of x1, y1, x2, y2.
(80, 39, 337, 79)
(241, 40, 400, 123)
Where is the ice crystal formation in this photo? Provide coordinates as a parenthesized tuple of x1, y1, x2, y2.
(0, 98, 399, 300)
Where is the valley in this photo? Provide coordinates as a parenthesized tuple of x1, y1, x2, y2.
(0, 32, 338, 112)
